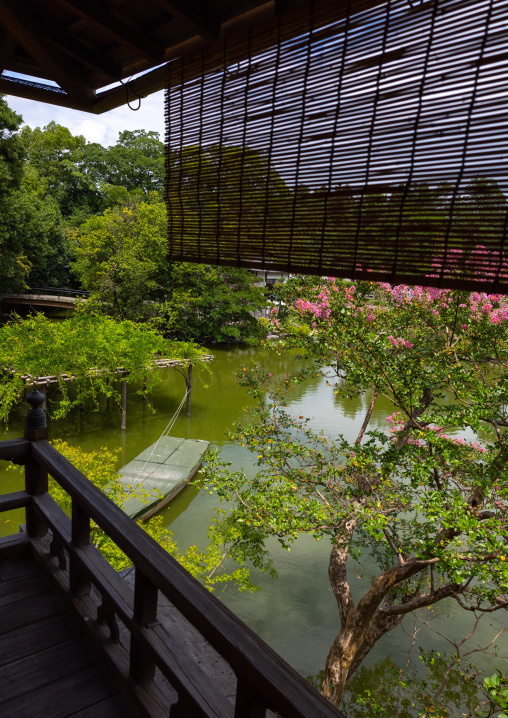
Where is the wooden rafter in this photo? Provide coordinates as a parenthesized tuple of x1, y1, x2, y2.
(40, 27, 123, 82)
(58, 0, 164, 65)
(148, 0, 221, 42)
(0, 0, 95, 105)
(0, 27, 16, 74)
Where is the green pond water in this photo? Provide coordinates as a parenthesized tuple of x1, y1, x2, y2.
(0, 344, 506, 692)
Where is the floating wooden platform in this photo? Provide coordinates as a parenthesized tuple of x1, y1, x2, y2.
(118, 436, 209, 520)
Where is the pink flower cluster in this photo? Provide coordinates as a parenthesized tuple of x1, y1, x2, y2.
(388, 335, 414, 349)
(385, 414, 487, 452)
(295, 289, 331, 320)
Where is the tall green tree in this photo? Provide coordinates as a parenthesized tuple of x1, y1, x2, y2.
(71, 198, 168, 320)
(0, 100, 69, 291)
(21, 121, 102, 223)
(84, 130, 165, 197)
(159, 262, 267, 343)
(72, 197, 267, 341)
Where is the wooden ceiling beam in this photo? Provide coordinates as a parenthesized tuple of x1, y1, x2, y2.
(39, 26, 124, 82)
(58, 0, 165, 65)
(0, 27, 16, 74)
(0, 0, 95, 106)
(148, 0, 221, 42)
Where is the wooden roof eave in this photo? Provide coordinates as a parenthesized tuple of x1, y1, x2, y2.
(0, 0, 278, 113)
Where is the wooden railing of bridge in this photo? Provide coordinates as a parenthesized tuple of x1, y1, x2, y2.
(0, 391, 345, 718)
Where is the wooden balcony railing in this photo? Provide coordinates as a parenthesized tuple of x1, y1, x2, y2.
(0, 390, 346, 718)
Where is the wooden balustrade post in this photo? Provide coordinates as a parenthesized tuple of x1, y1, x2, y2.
(130, 568, 158, 684)
(24, 388, 49, 538)
(235, 682, 266, 718)
(69, 501, 91, 596)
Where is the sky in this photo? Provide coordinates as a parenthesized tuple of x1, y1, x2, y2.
(6, 89, 166, 147)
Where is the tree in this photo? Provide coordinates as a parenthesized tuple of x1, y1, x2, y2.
(83, 130, 165, 197)
(203, 272, 508, 710)
(0, 101, 69, 291)
(71, 198, 168, 320)
(21, 121, 103, 223)
(72, 197, 267, 341)
(159, 262, 267, 343)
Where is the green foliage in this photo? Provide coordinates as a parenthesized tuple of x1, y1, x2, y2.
(485, 671, 508, 718)
(21, 121, 103, 222)
(83, 130, 164, 198)
(71, 198, 267, 342)
(0, 100, 68, 291)
(71, 199, 168, 320)
(46, 440, 255, 590)
(0, 311, 208, 420)
(158, 263, 267, 343)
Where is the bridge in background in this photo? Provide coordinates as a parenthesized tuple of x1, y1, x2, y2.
(1, 287, 90, 310)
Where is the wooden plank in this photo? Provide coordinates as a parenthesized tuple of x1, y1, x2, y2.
(0, 588, 66, 634)
(0, 490, 30, 512)
(135, 436, 184, 463)
(0, 570, 53, 607)
(0, 27, 16, 74)
(0, 636, 98, 704)
(39, 23, 123, 80)
(31, 536, 171, 718)
(66, 693, 131, 717)
(0, 554, 40, 582)
(119, 437, 208, 520)
(30, 521, 235, 718)
(0, 612, 82, 667)
(0, 663, 121, 718)
(164, 439, 208, 467)
(0, 532, 29, 560)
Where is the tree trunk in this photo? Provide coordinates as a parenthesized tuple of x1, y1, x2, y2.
(322, 607, 404, 706)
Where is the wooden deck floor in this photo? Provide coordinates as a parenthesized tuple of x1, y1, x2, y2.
(0, 553, 131, 718)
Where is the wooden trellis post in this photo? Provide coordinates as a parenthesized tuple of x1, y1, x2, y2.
(121, 379, 127, 431)
(186, 364, 192, 417)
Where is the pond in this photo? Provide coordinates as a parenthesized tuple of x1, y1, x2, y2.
(1, 343, 506, 699)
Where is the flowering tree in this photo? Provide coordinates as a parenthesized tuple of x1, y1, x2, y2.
(203, 268, 508, 711)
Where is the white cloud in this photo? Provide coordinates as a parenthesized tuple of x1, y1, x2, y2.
(6, 90, 166, 147)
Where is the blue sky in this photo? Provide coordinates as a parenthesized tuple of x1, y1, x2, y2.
(6, 89, 166, 146)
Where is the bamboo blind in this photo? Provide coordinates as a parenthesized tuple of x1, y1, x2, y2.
(165, 0, 508, 291)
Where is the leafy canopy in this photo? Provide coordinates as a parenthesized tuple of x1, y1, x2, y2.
(0, 312, 208, 420)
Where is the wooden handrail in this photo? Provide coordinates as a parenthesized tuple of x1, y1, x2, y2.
(0, 435, 345, 718)
(0, 437, 29, 461)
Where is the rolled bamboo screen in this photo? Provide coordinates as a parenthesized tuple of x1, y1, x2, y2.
(165, 0, 508, 291)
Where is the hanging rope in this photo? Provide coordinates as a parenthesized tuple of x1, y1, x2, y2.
(118, 78, 146, 111)
(129, 388, 190, 486)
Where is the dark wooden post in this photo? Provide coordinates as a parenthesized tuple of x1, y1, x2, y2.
(130, 568, 158, 684)
(121, 379, 127, 431)
(38, 383, 46, 410)
(69, 501, 91, 596)
(235, 682, 266, 718)
(186, 364, 192, 417)
(24, 388, 49, 538)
